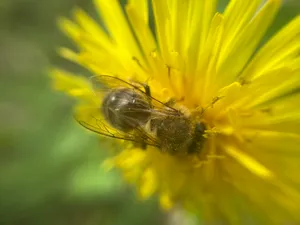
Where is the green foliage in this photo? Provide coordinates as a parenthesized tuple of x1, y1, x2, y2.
(0, 0, 162, 224)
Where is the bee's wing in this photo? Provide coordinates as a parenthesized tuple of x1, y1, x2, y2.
(74, 106, 161, 147)
(89, 75, 144, 96)
(90, 75, 182, 116)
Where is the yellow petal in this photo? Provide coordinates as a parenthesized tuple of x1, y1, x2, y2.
(58, 47, 79, 63)
(128, 0, 148, 24)
(151, 0, 171, 61)
(239, 130, 300, 181)
(125, 1, 160, 75)
(50, 69, 95, 102)
(160, 192, 173, 210)
(224, 145, 274, 179)
(217, 0, 281, 87)
(185, 0, 217, 76)
(138, 168, 157, 200)
(239, 92, 300, 133)
(242, 15, 300, 80)
(94, 0, 143, 63)
(194, 13, 224, 104)
(221, 0, 262, 59)
(232, 68, 300, 109)
(223, 151, 300, 222)
(58, 17, 81, 43)
(72, 7, 113, 51)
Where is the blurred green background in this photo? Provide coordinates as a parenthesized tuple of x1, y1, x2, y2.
(0, 0, 299, 225)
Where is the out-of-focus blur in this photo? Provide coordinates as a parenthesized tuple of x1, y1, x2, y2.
(0, 0, 299, 225)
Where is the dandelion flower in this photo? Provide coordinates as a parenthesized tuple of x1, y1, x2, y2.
(51, 0, 300, 223)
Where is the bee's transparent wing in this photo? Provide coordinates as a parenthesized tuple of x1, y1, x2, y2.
(89, 75, 143, 96)
(90, 75, 182, 117)
(74, 106, 161, 147)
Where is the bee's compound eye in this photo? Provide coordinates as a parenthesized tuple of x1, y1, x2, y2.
(102, 88, 151, 131)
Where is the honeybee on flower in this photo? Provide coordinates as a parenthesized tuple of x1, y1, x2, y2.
(76, 74, 211, 156)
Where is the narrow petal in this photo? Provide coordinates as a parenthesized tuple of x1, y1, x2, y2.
(151, 0, 171, 61)
(231, 68, 300, 109)
(241, 15, 300, 80)
(223, 147, 300, 222)
(239, 92, 300, 133)
(200, 14, 225, 103)
(221, 0, 262, 59)
(160, 192, 173, 210)
(94, 0, 144, 64)
(128, 0, 148, 24)
(58, 17, 81, 44)
(240, 130, 300, 174)
(58, 15, 114, 57)
(167, 0, 217, 55)
(58, 16, 127, 75)
(72, 8, 149, 79)
(216, 0, 281, 88)
(194, 14, 224, 104)
(72, 7, 112, 50)
(138, 168, 157, 200)
(50, 69, 95, 102)
(224, 164, 299, 223)
(126, 1, 162, 76)
(185, 0, 217, 77)
(224, 145, 274, 179)
(58, 47, 79, 63)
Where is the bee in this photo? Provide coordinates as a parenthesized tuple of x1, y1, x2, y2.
(75, 75, 207, 155)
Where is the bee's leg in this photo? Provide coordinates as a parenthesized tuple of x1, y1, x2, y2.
(143, 84, 151, 98)
(130, 56, 151, 98)
(134, 142, 147, 150)
(139, 83, 153, 108)
(129, 78, 153, 107)
(132, 139, 148, 150)
(141, 141, 147, 150)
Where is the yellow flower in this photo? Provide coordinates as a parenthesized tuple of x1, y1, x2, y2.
(51, 0, 300, 223)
